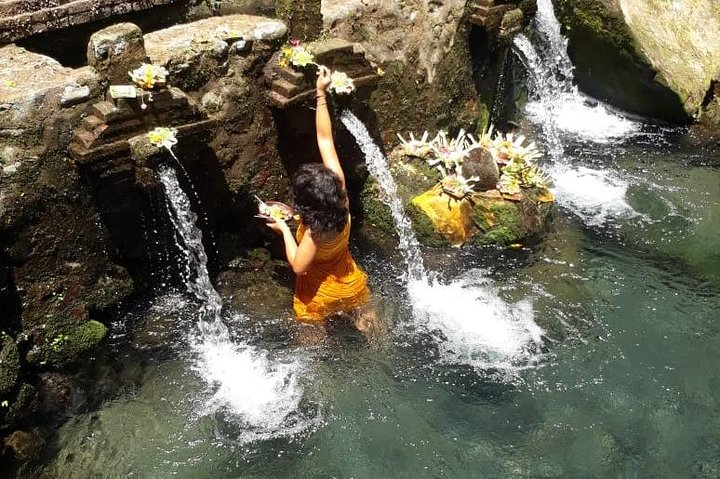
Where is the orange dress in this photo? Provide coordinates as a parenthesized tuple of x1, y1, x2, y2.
(293, 216, 370, 321)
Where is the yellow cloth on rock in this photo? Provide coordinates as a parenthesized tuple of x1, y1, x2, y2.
(293, 216, 369, 321)
(410, 185, 474, 246)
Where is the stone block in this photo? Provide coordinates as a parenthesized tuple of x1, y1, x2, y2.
(87, 23, 148, 84)
(67, 0, 94, 15)
(60, 84, 91, 107)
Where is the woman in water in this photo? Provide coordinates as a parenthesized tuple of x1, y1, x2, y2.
(266, 66, 375, 334)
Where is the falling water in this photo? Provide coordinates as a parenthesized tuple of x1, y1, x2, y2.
(340, 111, 543, 373)
(158, 163, 316, 439)
(339, 111, 427, 283)
(158, 164, 226, 336)
(512, 0, 644, 224)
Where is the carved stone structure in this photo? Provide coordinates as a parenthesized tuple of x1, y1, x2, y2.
(470, 0, 537, 38)
(264, 38, 379, 109)
(0, 0, 181, 44)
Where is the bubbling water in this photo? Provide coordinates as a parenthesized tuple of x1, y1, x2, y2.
(158, 164, 319, 440)
(408, 270, 544, 374)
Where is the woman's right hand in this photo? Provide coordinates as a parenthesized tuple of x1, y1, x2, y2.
(265, 218, 289, 234)
(316, 65, 331, 93)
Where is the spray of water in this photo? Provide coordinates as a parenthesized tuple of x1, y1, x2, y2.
(512, 0, 644, 224)
(158, 164, 318, 439)
(340, 111, 543, 373)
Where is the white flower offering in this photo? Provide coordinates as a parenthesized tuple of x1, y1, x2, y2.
(328, 71, 356, 95)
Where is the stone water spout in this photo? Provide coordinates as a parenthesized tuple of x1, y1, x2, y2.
(264, 38, 380, 109)
(470, 0, 536, 39)
(68, 23, 216, 173)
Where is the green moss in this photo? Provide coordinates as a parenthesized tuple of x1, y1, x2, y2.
(36, 320, 108, 368)
(476, 102, 491, 137)
(469, 197, 524, 246)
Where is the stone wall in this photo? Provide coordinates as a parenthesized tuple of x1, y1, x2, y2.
(0, 0, 183, 44)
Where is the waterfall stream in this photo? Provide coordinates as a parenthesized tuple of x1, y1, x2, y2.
(512, 0, 645, 224)
(158, 163, 316, 440)
(340, 111, 543, 374)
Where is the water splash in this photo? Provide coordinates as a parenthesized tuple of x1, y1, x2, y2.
(513, 33, 638, 146)
(408, 271, 544, 374)
(158, 164, 317, 438)
(340, 111, 543, 373)
(512, 0, 644, 225)
(551, 165, 643, 225)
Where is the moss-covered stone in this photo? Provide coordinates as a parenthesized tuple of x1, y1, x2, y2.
(28, 320, 108, 368)
(0, 336, 20, 397)
(0, 383, 37, 430)
(469, 194, 525, 246)
(553, 0, 695, 122)
(406, 202, 452, 248)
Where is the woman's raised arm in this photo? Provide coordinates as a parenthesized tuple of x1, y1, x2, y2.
(315, 66, 345, 191)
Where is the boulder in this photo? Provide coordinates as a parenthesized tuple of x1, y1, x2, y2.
(554, 0, 720, 123)
(360, 148, 554, 247)
(462, 147, 500, 191)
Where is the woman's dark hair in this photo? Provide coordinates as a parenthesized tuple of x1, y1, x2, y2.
(292, 163, 348, 234)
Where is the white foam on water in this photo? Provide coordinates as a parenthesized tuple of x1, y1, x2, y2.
(159, 163, 318, 442)
(550, 165, 643, 225)
(192, 336, 320, 443)
(407, 270, 544, 373)
(525, 95, 639, 143)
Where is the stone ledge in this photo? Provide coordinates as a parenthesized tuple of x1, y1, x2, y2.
(144, 14, 287, 67)
(0, 0, 181, 43)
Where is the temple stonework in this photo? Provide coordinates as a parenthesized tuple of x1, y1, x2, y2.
(0, 0, 181, 43)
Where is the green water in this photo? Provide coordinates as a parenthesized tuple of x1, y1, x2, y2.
(35, 135, 720, 478)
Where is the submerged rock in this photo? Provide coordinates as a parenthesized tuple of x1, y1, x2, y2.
(3, 429, 45, 463)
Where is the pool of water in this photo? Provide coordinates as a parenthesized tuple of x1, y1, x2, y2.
(32, 126, 720, 478)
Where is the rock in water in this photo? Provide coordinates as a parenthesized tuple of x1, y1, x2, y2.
(462, 148, 500, 191)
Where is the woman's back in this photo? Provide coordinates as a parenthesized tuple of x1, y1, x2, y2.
(293, 216, 368, 321)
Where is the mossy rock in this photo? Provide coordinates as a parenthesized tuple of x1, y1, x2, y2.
(358, 147, 553, 246)
(469, 193, 525, 246)
(0, 383, 37, 430)
(553, 0, 688, 122)
(406, 201, 451, 248)
(0, 336, 20, 397)
(469, 190, 554, 246)
(27, 320, 108, 368)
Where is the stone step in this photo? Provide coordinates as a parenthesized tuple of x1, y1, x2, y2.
(82, 115, 106, 132)
(72, 128, 99, 149)
(474, 4, 514, 15)
(279, 67, 305, 85)
(472, 0, 495, 8)
(91, 101, 120, 122)
(271, 78, 303, 98)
